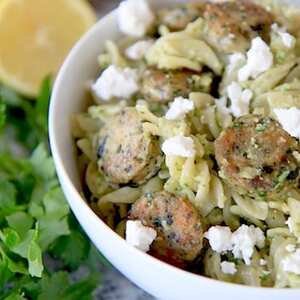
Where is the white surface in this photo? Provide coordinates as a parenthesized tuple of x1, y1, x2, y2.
(49, 0, 300, 299)
(126, 220, 157, 252)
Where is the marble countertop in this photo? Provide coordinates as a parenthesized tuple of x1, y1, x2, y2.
(88, 1, 155, 299)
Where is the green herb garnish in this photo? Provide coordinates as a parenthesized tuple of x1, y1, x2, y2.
(0, 81, 105, 299)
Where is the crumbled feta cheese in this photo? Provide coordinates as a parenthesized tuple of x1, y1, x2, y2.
(92, 65, 139, 101)
(226, 52, 246, 76)
(161, 136, 195, 158)
(117, 0, 154, 37)
(238, 37, 273, 82)
(260, 259, 267, 266)
(215, 96, 231, 121)
(165, 97, 194, 120)
(273, 107, 300, 140)
(221, 261, 237, 275)
(204, 226, 233, 253)
(125, 40, 154, 60)
(271, 23, 296, 49)
(231, 225, 265, 265)
(205, 225, 264, 265)
(286, 217, 295, 234)
(282, 249, 300, 275)
(227, 82, 253, 117)
(286, 244, 296, 253)
(126, 220, 157, 252)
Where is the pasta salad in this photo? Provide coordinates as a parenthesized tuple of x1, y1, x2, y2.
(72, 0, 300, 288)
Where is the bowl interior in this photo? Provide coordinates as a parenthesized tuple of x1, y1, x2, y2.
(49, 1, 300, 299)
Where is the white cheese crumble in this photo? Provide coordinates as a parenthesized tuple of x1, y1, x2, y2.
(215, 97, 231, 122)
(286, 217, 295, 234)
(91, 65, 139, 101)
(271, 23, 296, 49)
(238, 37, 273, 82)
(161, 136, 195, 158)
(226, 52, 246, 76)
(260, 259, 267, 266)
(286, 244, 296, 253)
(273, 107, 300, 140)
(221, 261, 237, 275)
(125, 40, 154, 60)
(165, 97, 194, 120)
(231, 225, 265, 265)
(126, 220, 157, 252)
(227, 82, 253, 117)
(205, 225, 264, 265)
(204, 226, 233, 253)
(117, 0, 155, 37)
(282, 249, 300, 275)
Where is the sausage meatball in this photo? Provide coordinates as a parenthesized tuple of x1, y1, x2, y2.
(130, 191, 204, 266)
(215, 115, 300, 199)
(141, 68, 204, 103)
(158, 5, 201, 31)
(97, 108, 162, 185)
(202, 0, 274, 53)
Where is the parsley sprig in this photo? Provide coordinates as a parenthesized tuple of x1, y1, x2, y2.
(0, 80, 105, 300)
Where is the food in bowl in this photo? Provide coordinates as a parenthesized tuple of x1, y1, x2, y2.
(72, 0, 300, 288)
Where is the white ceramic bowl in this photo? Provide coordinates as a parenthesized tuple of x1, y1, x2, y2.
(49, 1, 300, 299)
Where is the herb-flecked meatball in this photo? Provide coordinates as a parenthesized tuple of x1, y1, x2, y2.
(202, 0, 274, 53)
(158, 4, 201, 31)
(215, 115, 300, 199)
(141, 68, 205, 103)
(97, 108, 162, 185)
(130, 191, 204, 266)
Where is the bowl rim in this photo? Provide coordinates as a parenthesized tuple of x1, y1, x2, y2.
(49, 1, 300, 295)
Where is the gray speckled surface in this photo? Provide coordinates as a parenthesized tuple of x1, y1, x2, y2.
(89, 1, 156, 299)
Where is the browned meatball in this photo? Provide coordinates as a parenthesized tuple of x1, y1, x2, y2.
(97, 108, 162, 185)
(158, 4, 201, 31)
(215, 115, 300, 199)
(141, 68, 205, 103)
(130, 191, 203, 266)
(202, 0, 274, 53)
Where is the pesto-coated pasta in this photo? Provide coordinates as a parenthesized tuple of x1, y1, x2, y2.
(73, 0, 300, 288)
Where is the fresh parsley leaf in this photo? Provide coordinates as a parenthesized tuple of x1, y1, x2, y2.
(6, 212, 34, 238)
(4, 292, 27, 300)
(0, 100, 6, 130)
(37, 272, 100, 300)
(34, 77, 52, 139)
(1, 227, 44, 277)
(50, 230, 90, 270)
(0, 81, 103, 299)
(38, 187, 70, 250)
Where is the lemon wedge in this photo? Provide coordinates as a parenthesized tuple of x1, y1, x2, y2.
(0, 0, 96, 97)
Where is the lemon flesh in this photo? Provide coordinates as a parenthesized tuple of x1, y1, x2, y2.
(0, 0, 96, 97)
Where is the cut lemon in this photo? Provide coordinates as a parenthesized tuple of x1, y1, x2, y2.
(0, 0, 96, 98)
